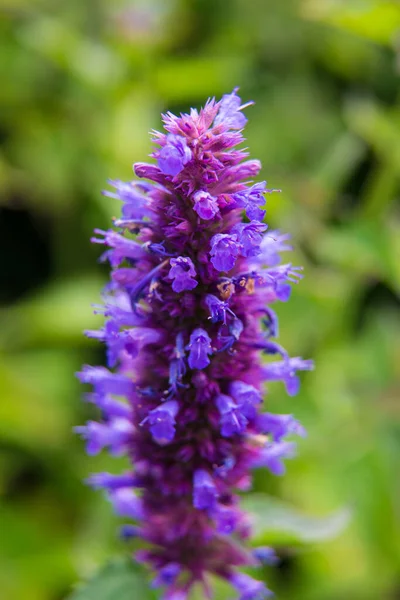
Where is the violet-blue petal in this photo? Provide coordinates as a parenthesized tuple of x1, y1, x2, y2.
(91, 229, 147, 267)
(103, 179, 152, 219)
(232, 181, 267, 220)
(144, 400, 179, 446)
(276, 282, 292, 302)
(253, 547, 279, 566)
(262, 357, 314, 396)
(261, 307, 279, 338)
(230, 381, 262, 420)
(213, 505, 239, 535)
(255, 231, 292, 267)
(229, 572, 273, 599)
(168, 257, 198, 292)
(152, 563, 181, 588)
(214, 89, 249, 130)
(187, 328, 212, 370)
(209, 233, 239, 272)
(254, 441, 297, 475)
(84, 393, 131, 419)
(86, 472, 137, 490)
(157, 134, 192, 176)
(85, 321, 124, 367)
(216, 394, 248, 437)
(77, 365, 134, 398)
(109, 487, 144, 520)
(74, 418, 133, 456)
(232, 221, 268, 257)
(120, 525, 140, 539)
(193, 469, 218, 510)
(205, 294, 234, 323)
(193, 190, 219, 220)
(256, 413, 306, 441)
(168, 336, 187, 393)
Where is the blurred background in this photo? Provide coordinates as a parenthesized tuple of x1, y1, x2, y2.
(0, 0, 399, 598)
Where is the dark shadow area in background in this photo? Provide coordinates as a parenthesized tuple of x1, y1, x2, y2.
(0, 206, 52, 303)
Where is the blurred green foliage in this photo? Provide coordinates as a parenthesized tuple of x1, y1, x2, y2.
(0, 0, 399, 598)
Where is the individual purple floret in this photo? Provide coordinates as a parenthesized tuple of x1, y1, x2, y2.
(142, 400, 179, 446)
(109, 487, 144, 520)
(157, 134, 192, 176)
(187, 328, 213, 370)
(229, 572, 273, 599)
(205, 294, 235, 324)
(256, 412, 306, 441)
(252, 231, 292, 267)
(253, 546, 279, 566)
(210, 233, 239, 272)
(74, 418, 133, 456)
(77, 89, 314, 599)
(214, 88, 252, 130)
(232, 221, 268, 257)
(152, 563, 181, 589)
(193, 469, 218, 510)
(216, 393, 248, 437)
(230, 381, 262, 420)
(193, 190, 219, 220)
(253, 441, 298, 476)
(262, 357, 314, 396)
(168, 257, 198, 292)
(232, 181, 268, 221)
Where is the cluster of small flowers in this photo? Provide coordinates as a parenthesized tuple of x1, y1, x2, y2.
(76, 90, 313, 600)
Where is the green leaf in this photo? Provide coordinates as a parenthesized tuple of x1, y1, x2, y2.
(68, 558, 157, 600)
(242, 494, 351, 546)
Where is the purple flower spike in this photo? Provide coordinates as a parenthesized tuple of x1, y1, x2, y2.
(77, 91, 313, 598)
(193, 469, 218, 510)
(210, 233, 239, 272)
(168, 256, 198, 292)
(157, 134, 192, 176)
(187, 328, 212, 370)
(193, 190, 219, 220)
